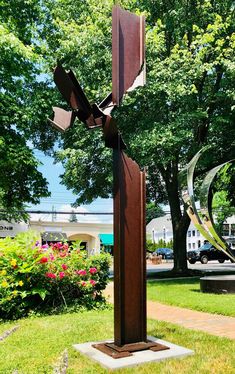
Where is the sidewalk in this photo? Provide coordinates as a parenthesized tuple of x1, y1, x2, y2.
(104, 282, 235, 340)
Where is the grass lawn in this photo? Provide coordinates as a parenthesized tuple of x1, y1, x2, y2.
(147, 278, 235, 316)
(0, 309, 235, 373)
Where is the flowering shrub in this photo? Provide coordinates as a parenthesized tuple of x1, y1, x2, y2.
(0, 231, 111, 320)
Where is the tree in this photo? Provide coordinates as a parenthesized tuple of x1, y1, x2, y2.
(146, 202, 165, 224)
(69, 210, 78, 223)
(43, 0, 235, 272)
(212, 164, 235, 235)
(0, 0, 58, 221)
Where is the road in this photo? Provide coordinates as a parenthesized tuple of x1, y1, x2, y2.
(146, 260, 235, 274)
(109, 260, 235, 278)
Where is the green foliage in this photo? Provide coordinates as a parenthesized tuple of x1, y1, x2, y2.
(0, 231, 111, 320)
(2, 0, 234, 268)
(45, 0, 235, 203)
(0, 0, 58, 220)
(147, 239, 173, 252)
(212, 163, 235, 234)
(146, 202, 165, 224)
(41, 0, 235, 273)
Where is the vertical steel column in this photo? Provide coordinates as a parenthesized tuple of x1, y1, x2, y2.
(113, 148, 146, 346)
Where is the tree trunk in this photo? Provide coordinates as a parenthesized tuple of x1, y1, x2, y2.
(172, 212, 190, 272)
(163, 162, 191, 272)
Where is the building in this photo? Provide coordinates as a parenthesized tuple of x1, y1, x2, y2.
(29, 219, 113, 254)
(222, 215, 235, 237)
(146, 214, 205, 251)
(0, 217, 113, 255)
(0, 220, 28, 238)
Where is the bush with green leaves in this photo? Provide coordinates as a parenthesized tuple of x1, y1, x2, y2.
(0, 231, 111, 320)
(146, 239, 173, 253)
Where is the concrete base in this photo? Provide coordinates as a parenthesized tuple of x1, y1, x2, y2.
(200, 275, 235, 294)
(73, 336, 194, 370)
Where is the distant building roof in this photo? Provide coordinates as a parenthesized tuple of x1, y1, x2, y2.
(146, 214, 172, 233)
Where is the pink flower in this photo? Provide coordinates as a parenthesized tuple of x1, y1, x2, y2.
(59, 272, 65, 279)
(76, 269, 87, 276)
(89, 267, 97, 274)
(41, 244, 49, 249)
(90, 279, 96, 286)
(39, 257, 48, 263)
(81, 281, 87, 287)
(45, 272, 56, 279)
(49, 254, 55, 261)
(61, 264, 68, 270)
(59, 252, 67, 258)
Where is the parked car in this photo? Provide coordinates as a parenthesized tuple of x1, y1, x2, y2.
(154, 248, 174, 260)
(187, 243, 235, 264)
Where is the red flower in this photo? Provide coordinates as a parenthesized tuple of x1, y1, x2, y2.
(59, 272, 65, 279)
(81, 281, 87, 287)
(89, 267, 97, 274)
(45, 272, 56, 279)
(61, 264, 68, 270)
(76, 269, 87, 276)
(40, 257, 48, 263)
(89, 279, 96, 286)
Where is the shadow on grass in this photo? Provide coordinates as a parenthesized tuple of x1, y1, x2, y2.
(148, 279, 200, 286)
(147, 269, 235, 280)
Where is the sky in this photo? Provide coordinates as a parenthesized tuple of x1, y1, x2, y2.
(29, 148, 113, 224)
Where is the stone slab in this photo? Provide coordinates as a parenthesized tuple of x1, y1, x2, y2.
(73, 336, 194, 370)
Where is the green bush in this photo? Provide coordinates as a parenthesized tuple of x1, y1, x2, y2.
(146, 239, 173, 253)
(0, 231, 111, 320)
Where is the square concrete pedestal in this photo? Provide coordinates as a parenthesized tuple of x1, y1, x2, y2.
(73, 336, 194, 370)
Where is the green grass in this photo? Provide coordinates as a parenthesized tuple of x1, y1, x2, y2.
(147, 278, 235, 316)
(0, 309, 234, 373)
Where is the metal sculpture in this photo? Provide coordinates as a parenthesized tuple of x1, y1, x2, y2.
(181, 150, 235, 262)
(112, 5, 145, 105)
(49, 5, 169, 357)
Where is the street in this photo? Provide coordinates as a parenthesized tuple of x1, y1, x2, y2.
(146, 260, 235, 274)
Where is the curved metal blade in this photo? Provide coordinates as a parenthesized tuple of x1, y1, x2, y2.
(200, 161, 235, 261)
(179, 149, 232, 253)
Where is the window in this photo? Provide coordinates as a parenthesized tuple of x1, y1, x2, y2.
(192, 243, 195, 249)
(192, 230, 195, 237)
(222, 224, 229, 236)
(188, 243, 191, 249)
(231, 224, 235, 236)
(188, 231, 191, 237)
(197, 230, 200, 236)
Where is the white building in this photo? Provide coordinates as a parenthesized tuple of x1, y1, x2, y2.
(0, 220, 28, 238)
(29, 219, 113, 254)
(146, 214, 205, 251)
(222, 215, 235, 237)
(0, 217, 113, 255)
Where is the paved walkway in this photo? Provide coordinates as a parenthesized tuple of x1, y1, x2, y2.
(104, 282, 235, 340)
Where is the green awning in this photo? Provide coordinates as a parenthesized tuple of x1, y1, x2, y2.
(99, 233, 114, 246)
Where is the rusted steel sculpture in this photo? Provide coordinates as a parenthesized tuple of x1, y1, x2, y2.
(112, 5, 145, 105)
(180, 150, 235, 262)
(49, 6, 169, 357)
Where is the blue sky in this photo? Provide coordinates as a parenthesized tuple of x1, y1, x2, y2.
(29, 149, 113, 223)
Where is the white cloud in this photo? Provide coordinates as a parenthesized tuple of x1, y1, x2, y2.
(30, 202, 113, 224)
